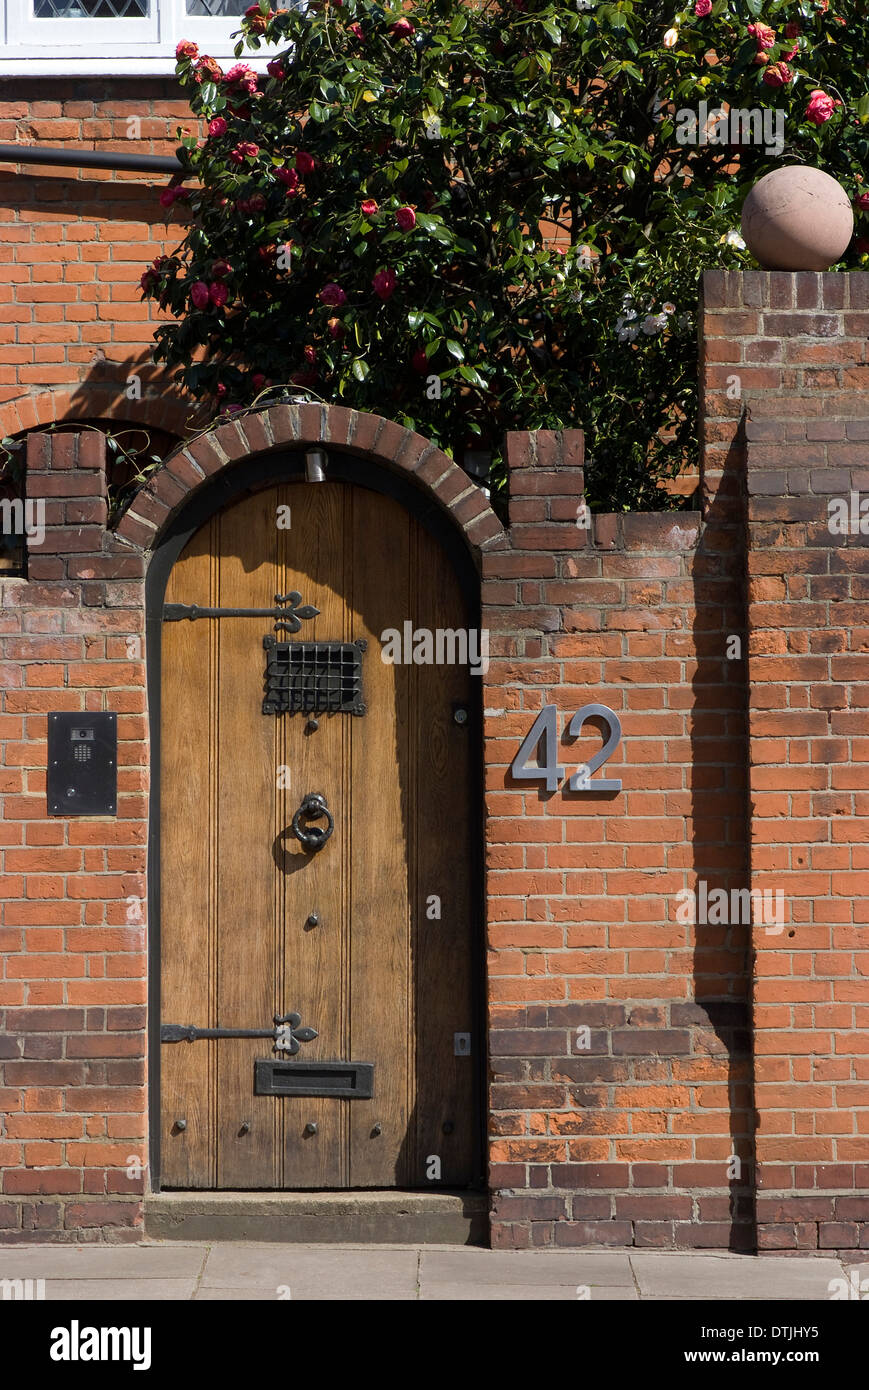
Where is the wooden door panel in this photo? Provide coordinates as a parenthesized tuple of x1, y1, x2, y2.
(159, 475, 478, 1191)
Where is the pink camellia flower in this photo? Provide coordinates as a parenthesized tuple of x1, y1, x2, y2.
(172, 188, 190, 203)
(747, 21, 776, 49)
(395, 205, 416, 231)
(224, 62, 259, 94)
(694, 0, 711, 15)
(327, 317, 344, 339)
(252, 372, 269, 391)
(753, 51, 769, 65)
(267, 59, 286, 79)
(176, 40, 198, 59)
(209, 282, 228, 308)
(784, 21, 801, 38)
(372, 267, 397, 300)
(854, 192, 869, 211)
(211, 259, 232, 279)
(139, 269, 156, 292)
(782, 44, 798, 60)
(276, 166, 299, 190)
(208, 117, 227, 137)
(190, 281, 211, 309)
(229, 141, 259, 164)
(361, 198, 379, 216)
(412, 347, 428, 373)
(806, 88, 840, 125)
(320, 283, 347, 306)
(159, 187, 178, 207)
(390, 17, 414, 37)
(763, 62, 793, 88)
(348, 21, 364, 39)
(296, 150, 316, 175)
(235, 193, 266, 215)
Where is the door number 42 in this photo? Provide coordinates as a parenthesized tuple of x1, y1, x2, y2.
(510, 704, 622, 794)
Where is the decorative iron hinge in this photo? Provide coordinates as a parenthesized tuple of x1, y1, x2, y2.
(160, 1012, 317, 1055)
(163, 592, 320, 634)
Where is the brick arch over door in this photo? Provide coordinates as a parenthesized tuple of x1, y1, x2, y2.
(113, 404, 507, 560)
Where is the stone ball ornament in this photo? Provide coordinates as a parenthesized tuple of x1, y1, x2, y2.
(740, 165, 854, 271)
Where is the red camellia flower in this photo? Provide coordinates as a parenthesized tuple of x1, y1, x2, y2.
(747, 21, 776, 49)
(303, 346, 316, 365)
(252, 372, 269, 391)
(348, 21, 364, 39)
(372, 267, 397, 300)
(208, 117, 227, 137)
(139, 268, 156, 292)
(412, 348, 429, 373)
(390, 17, 414, 37)
(276, 167, 299, 191)
(224, 62, 259, 94)
(291, 368, 318, 387)
(267, 59, 286, 79)
(209, 282, 228, 308)
(194, 55, 223, 83)
(806, 89, 840, 125)
(753, 52, 769, 65)
(235, 193, 266, 214)
(176, 39, 198, 59)
(190, 281, 211, 309)
(245, 3, 271, 32)
(216, 382, 227, 397)
(694, 0, 711, 15)
(763, 62, 793, 88)
(782, 44, 798, 60)
(320, 283, 347, 306)
(327, 317, 345, 339)
(361, 198, 379, 216)
(395, 206, 416, 231)
(296, 151, 316, 175)
(854, 192, 869, 211)
(159, 187, 178, 207)
(211, 259, 232, 279)
(230, 141, 259, 164)
(784, 21, 801, 38)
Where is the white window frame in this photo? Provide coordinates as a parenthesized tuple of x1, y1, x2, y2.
(0, 0, 287, 73)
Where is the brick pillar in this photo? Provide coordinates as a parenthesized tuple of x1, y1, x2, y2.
(1, 429, 147, 1244)
(704, 270, 869, 1255)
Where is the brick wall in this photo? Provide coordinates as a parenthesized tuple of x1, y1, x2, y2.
(1, 248, 868, 1250)
(1, 431, 147, 1242)
(483, 428, 753, 1249)
(0, 78, 189, 443)
(704, 270, 869, 1256)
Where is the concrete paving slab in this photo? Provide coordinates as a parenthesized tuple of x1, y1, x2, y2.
(422, 1283, 639, 1301)
(0, 1246, 206, 1280)
(200, 1243, 419, 1296)
(420, 1248, 635, 1286)
(194, 1287, 417, 1301)
(44, 1279, 199, 1301)
(629, 1252, 845, 1301)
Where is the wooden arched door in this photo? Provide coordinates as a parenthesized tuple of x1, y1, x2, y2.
(156, 474, 481, 1189)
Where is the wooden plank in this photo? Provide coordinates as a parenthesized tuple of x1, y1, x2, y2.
(159, 521, 217, 1187)
(277, 481, 349, 1188)
(412, 523, 477, 1186)
(214, 489, 282, 1188)
(348, 488, 412, 1186)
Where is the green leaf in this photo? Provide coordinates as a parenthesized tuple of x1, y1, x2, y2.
(446, 339, 464, 361)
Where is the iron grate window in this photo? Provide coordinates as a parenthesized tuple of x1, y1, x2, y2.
(262, 637, 366, 716)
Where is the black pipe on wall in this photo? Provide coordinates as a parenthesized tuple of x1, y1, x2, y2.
(0, 143, 183, 174)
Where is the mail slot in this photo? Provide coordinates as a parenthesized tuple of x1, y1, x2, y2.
(254, 1060, 374, 1098)
(47, 712, 117, 817)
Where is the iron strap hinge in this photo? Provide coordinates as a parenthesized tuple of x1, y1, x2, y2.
(160, 1012, 317, 1055)
(163, 592, 320, 634)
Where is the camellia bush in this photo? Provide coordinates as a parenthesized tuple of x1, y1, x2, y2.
(142, 0, 869, 510)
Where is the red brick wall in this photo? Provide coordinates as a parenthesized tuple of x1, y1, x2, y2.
(0, 78, 189, 443)
(1, 431, 147, 1242)
(483, 429, 753, 1249)
(704, 270, 869, 1256)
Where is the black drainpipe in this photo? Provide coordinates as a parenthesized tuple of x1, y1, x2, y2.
(0, 143, 182, 175)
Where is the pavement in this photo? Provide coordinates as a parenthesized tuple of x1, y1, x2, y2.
(0, 1244, 864, 1301)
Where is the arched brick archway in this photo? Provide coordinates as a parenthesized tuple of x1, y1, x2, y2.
(113, 402, 507, 559)
(0, 387, 190, 442)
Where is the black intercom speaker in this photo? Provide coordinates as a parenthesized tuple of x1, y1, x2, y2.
(47, 712, 117, 817)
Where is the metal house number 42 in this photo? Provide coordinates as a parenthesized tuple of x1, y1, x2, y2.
(510, 704, 622, 794)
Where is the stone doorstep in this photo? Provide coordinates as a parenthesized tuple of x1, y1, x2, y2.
(144, 1190, 489, 1246)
